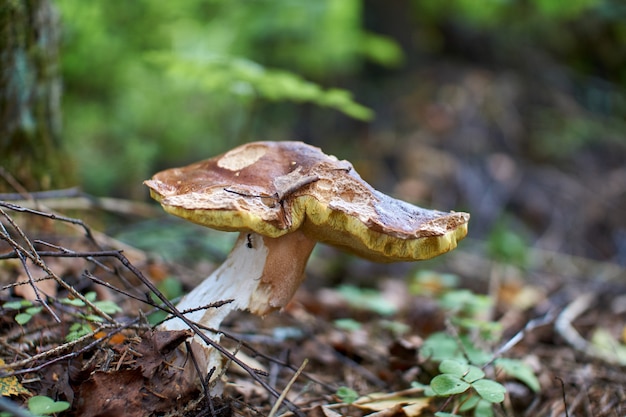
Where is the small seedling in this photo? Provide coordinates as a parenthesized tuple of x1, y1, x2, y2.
(428, 359, 505, 417)
(417, 283, 540, 416)
(3, 300, 43, 325)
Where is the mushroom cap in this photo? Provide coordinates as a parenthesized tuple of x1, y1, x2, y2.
(144, 141, 469, 262)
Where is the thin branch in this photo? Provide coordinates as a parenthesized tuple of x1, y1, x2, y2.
(268, 358, 308, 417)
(0, 211, 59, 321)
(0, 201, 98, 244)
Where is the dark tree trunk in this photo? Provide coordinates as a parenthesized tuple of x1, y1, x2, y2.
(0, 0, 72, 192)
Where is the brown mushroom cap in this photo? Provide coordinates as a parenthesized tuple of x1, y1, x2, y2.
(144, 141, 469, 262)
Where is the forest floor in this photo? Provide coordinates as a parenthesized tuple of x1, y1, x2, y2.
(0, 197, 624, 417)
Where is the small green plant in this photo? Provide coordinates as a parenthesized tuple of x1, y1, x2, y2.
(428, 359, 506, 417)
(437, 289, 501, 341)
(60, 291, 122, 320)
(3, 300, 43, 325)
(414, 281, 540, 416)
(420, 332, 539, 417)
(3, 291, 122, 342)
(60, 291, 122, 341)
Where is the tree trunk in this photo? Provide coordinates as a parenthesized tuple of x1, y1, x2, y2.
(0, 0, 72, 193)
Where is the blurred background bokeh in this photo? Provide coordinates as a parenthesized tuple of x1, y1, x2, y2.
(17, 0, 626, 269)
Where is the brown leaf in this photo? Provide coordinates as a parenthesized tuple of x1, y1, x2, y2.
(72, 330, 202, 417)
(72, 369, 145, 417)
(133, 329, 192, 379)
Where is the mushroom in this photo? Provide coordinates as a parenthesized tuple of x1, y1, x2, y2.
(144, 141, 469, 377)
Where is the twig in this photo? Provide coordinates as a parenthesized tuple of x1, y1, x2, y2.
(186, 340, 215, 416)
(0, 211, 60, 322)
(554, 293, 595, 352)
(218, 329, 335, 391)
(0, 191, 159, 218)
(0, 201, 98, 244)
(268, 359, 308, 417)
(555, 376, 570, 417)
(0, 324, 107, 374)
(487, 308, 558, 365)
(0, 187, 83, 201)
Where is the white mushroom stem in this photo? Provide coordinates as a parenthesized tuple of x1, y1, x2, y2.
(159, 230, 316, 378)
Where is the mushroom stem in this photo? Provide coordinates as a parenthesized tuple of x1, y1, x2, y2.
(159, 230, 316, 377)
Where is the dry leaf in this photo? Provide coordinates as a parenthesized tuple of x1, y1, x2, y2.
(354, 393, 431, 416)
(0, 359, 30, 396)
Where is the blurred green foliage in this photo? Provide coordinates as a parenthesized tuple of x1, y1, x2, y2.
(56, 0, 624, 199)
(56, 0, 401, 197)
(413, 0, 626, 160)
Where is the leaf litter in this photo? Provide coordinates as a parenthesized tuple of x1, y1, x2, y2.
(0, 197, 625, 416)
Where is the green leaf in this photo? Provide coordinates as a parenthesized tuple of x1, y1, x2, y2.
(434, 412, 462, 417)
(66, 323, 92, 341)
(337, 285, 397, 316)
(471, 379, 506, 403)
(83, 314, 104, 323)
(94, 300, 122, 315)
(458, 394, 481, 411)
(473, 398, 495, 417)
(157, 276, 184, 299)
(438, 289, 492, 316)
(430, 374, 470, 396)
(25, 306, 43, 316)
(439, 359, 469, 377)
(334, 318, 362, 331)
(3, 300, 31, 310)
(336, 386, 359, 404)
(15, 313, 33, 325)
(463, 365, 486, 383)
(421, 332, 464, 362)
(423, 385, 436, 397)
(61, 297, 86, 307)
(438, 360, 485, 383)
(28, 396, 70, 415)
(494, 358, 540, 392)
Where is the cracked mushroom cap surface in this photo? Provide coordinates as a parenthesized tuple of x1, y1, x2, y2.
(144, 141, 469, 262)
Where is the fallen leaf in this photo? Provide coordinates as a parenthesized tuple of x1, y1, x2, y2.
(72, 330, 201, 417)
(354, 392, 431, 415)
(0, 359, 30, 396)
